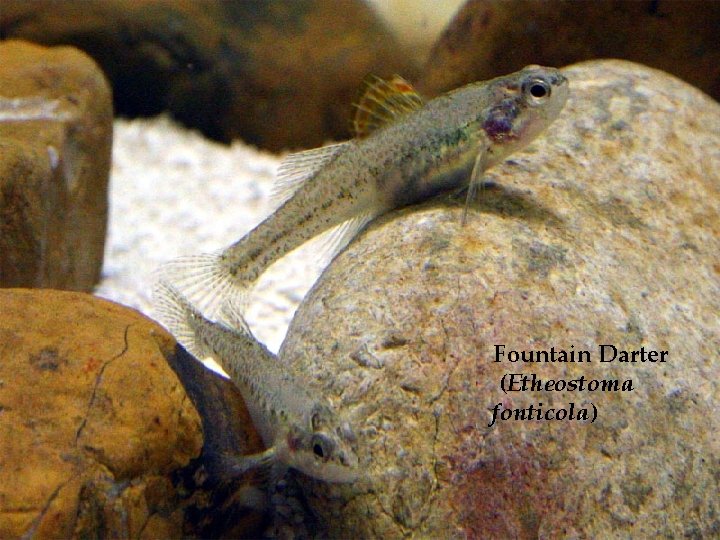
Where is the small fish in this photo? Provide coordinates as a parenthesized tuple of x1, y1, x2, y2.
(154, 280, 359, 483)
(159, 66, 569, 316)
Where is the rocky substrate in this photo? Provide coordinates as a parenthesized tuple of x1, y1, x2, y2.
(1, 8, 719, 538)
(0, 289, 269, 538)
(281, 60, 720, 538)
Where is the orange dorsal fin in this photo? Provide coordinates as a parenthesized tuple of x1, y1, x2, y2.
(352, 74, 424, 139)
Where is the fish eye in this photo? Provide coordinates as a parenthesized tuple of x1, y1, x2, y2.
(523, 78, 551, 102)
(311, 434, 332, 461)
(313, 442, 324, 458)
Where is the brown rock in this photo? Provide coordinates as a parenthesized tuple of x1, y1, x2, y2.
(167, 345, 269, 539)
(0, 40, 112, 291)
(280, 61, 720, 537)
(0, 0, 418, 151)
(0, 289, 267, 539)
(421, 0, 720, 101)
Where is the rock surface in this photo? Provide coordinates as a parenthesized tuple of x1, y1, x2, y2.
(0, 0, 417, 151)
(280, 60, 720, 537)
(421, 0, 720, 101)
(0, 289, 267, 538)
(0, 40, 112, 291)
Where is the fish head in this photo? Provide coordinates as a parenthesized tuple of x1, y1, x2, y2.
(280, 404, 359, 483)
(477, 65, 569, 166)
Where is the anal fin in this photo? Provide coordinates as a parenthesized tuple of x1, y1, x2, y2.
(204, 448, 279, 484)
(316, 211, 375, 270)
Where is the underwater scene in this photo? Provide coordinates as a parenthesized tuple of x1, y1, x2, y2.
(0, 1, 718, 538)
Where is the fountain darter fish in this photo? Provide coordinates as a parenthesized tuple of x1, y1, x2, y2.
(154, 280, 359, 482)
(159, 66, 569, 315)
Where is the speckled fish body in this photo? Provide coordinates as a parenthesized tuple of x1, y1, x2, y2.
(160, 66, 568, 315)
(154, 281, 359, 483)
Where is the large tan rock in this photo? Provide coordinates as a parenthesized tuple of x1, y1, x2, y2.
(421, 0, 720, 101)
(0, 289, 266, 539)
(280, 61, 720, 537)
(0, 40, 112, 291)
(0, 0, 417, 151)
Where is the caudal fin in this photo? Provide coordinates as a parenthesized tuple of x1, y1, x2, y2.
(152, 278, 209, 359)
(154, 249, 249, 319)
(154, 278, 279, 384)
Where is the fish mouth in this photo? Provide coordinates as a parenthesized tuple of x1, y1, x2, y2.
(312, 460, 359, 483)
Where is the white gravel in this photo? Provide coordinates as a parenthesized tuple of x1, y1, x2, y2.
(95, 116, 333, 354)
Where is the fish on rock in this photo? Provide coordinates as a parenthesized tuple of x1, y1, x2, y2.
(158, 65, 569, 317)
(154, 280, 359, 483)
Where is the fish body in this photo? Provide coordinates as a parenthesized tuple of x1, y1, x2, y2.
(160, 66, 569, 316)
(154, 281, 359, 483)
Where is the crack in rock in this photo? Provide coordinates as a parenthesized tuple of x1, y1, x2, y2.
(74, 324, 132, 444)
(20, 477, 72, 540)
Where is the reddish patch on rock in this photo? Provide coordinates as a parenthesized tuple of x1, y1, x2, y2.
(83, 357, 102, 373)
(451, 443, 575, 539)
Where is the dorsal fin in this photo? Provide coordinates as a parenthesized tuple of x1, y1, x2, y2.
(352, 74, 424, 139)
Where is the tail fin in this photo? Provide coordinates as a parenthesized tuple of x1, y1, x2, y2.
(218, 295, 252, 334)
(154, 279, 279, 388)
(153, 278, 209, 359)
(154, 249, 249, 319)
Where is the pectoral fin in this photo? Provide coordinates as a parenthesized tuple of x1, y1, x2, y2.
(208, 447, 278, 480)
(462, 149, 489, 226)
